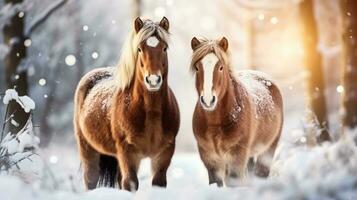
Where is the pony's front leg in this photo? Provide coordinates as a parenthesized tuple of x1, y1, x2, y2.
(198, 146, 224, 187)
(151, 143, 175, 187)
(224, 145, 249, 187)
(116, 144, 140, 191)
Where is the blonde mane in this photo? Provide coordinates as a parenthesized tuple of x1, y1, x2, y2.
(115, 19, 170, 90)
(190, 38, 231, 74)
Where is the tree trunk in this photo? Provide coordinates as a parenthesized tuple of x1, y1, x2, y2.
(341, 0, 357, 129)
(3, 0, 29, 135)
(300, 0, 330, 142)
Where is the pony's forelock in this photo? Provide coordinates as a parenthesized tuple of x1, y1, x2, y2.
(190, 38, 231, 74)
(115, 19, 170, 90)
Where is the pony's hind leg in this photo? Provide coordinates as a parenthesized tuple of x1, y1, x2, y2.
(254, 136, 280, 178)
(76, 133, 100, 190)
(151, 144, 175, 187)
(247, 157, 255, 176)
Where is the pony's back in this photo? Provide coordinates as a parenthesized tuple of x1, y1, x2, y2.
(236, 70, 281, 115)
(74, 67, 115, 115)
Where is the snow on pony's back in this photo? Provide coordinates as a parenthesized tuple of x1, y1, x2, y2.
(3, 89, 35, 113)
(236, 70, 275, 115)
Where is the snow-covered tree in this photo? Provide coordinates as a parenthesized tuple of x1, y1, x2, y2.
(0, 89, 39, 175)
(1, 0, 67, 141)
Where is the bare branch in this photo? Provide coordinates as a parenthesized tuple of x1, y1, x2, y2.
(1, 105, 10, 142)
(25, 0, 68, 36)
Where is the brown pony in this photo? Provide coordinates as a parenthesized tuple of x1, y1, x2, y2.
(190, 37, 283, 187)
(73, 17, 180, 191)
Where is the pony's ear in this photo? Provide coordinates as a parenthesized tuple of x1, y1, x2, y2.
(218, 37, 229, 52)
(159, 16, 169, 31)
(191, 37, 201, 51)
(134, 17, 144, 33)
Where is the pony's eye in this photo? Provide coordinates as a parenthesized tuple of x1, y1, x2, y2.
(138, 48, 142, 53)
(195, 66, 199, 72)
(163, 47, 167, 52)
(219, 66, 223, 71)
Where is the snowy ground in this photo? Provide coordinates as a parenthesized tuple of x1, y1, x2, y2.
(1, 83, 357, 200)
(2, 131, 357, 200)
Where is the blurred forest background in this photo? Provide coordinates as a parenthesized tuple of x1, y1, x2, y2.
(0, 0, 356, 153)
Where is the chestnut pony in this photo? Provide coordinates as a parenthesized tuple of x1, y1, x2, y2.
(190, 37, 283, 186)
(74, 17, 180, 191)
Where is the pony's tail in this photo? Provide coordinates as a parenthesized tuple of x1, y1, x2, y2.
(98, 154, 118, 188)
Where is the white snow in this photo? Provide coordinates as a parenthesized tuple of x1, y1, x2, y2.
(3, 89, 35, 113)
(10, 119, 19, 127)
(2, 135, 19, 154)
(1, 117, 39, 154)
(1, 127, 356, 200)
(1, 135, 357, 200)
(237, 70, 275, 115)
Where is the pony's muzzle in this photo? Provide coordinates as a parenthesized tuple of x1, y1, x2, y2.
(144, 73, 162, 91)
(200, 94, 217, 111)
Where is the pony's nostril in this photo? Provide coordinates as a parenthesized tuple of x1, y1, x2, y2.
(157, 76, 162, 84)
(211, 96, 216, 105)
(145, 76, 150, 84)
(200, 96, 205, 104)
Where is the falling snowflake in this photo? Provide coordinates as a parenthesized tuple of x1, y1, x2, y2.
(92, 52, 99, 59)
(39, 78, 46, 86)
(83, 25, 89, 31)
(270, 17, 279, 24)
(65, 54, 76, 66)
(18, 11, 24, 18)
(24, 39, 32, 47)
(336, 85, 344, 93)
(49, 155, 58, 164)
